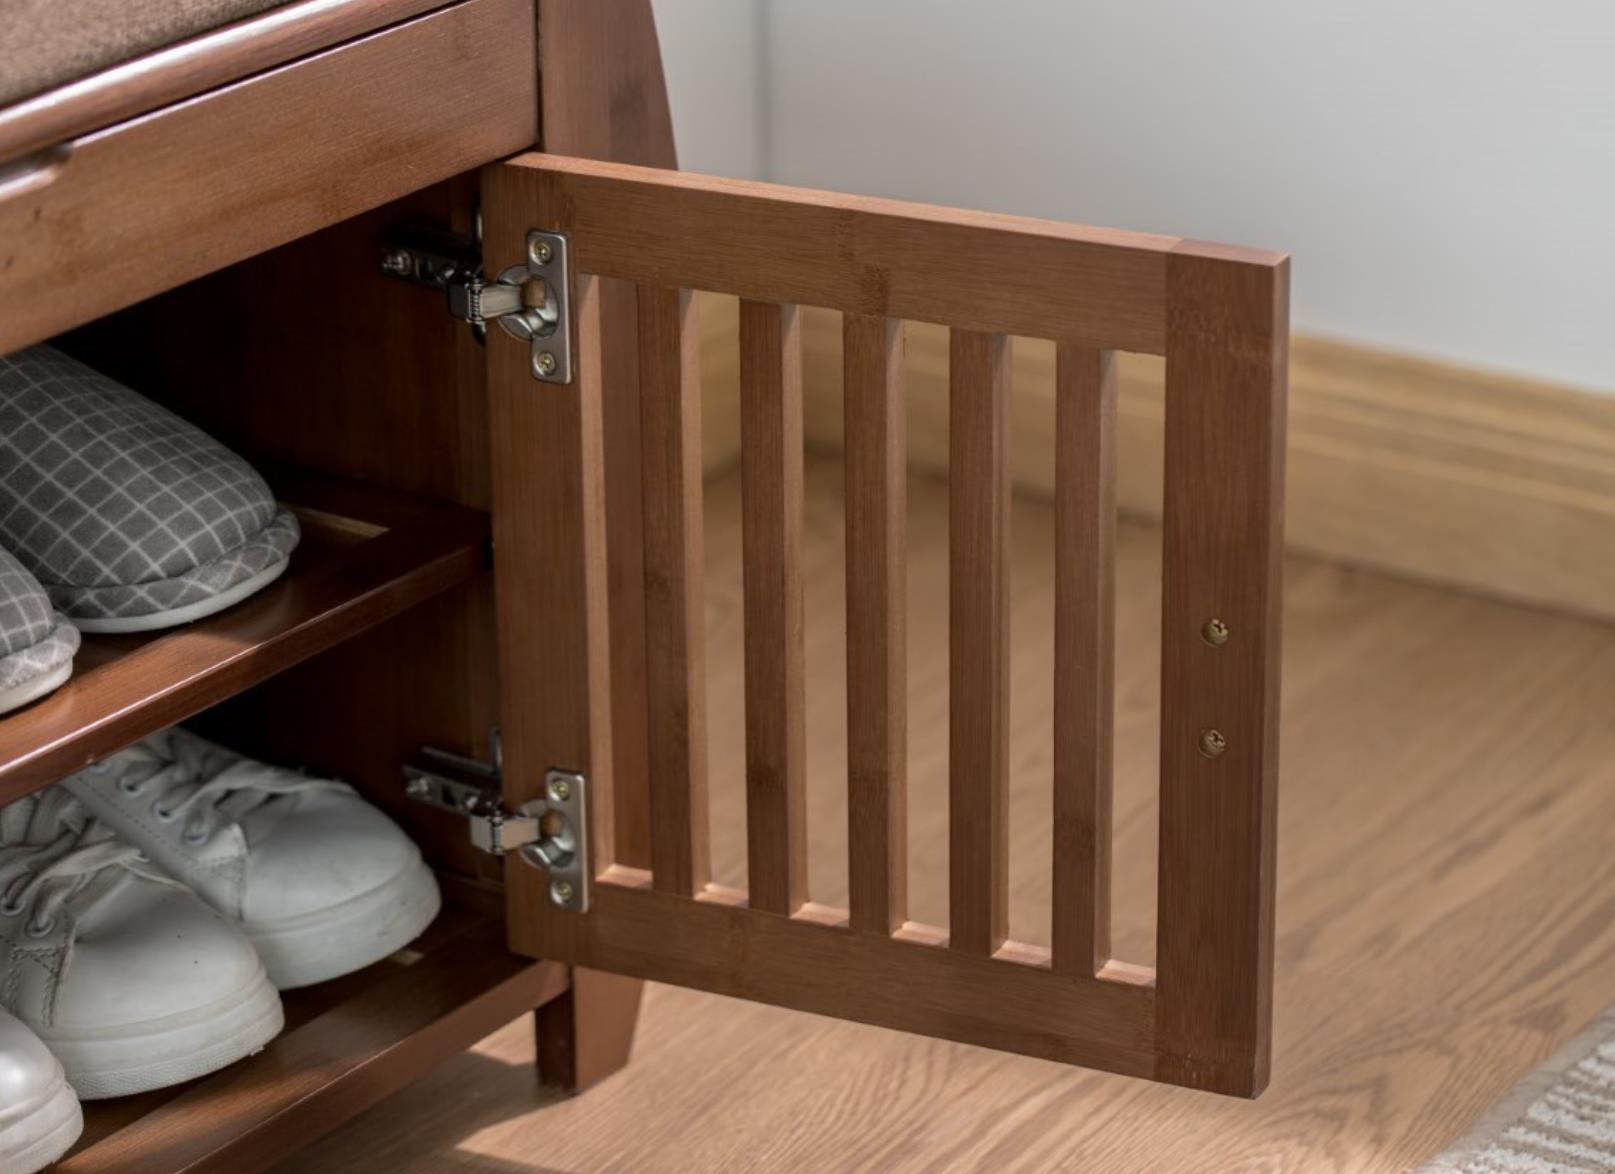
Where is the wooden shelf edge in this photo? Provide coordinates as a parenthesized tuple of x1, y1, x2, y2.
(62, 913, 567, 1173)
(0, 0, 458, 165)
(0, 471, 490, 802)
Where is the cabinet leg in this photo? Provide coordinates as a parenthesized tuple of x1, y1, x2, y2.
(535, 967, 644, 1091)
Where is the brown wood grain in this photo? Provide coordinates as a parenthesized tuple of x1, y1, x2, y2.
(65, 914, 566, 1174)
(491, 155, 1286, 1087)
(535, 966, 646, 1092)
(482, 154, 617, 951)
(60, 176, 509, 892)
(0, 474, 487, 805)
(1051, 346, 1117, 978)
(61, 177, 496, 510)
(494, 153, 1265, 354)
(635, 284, 713, 899)
(0, 0, 451, 165)
(573, 866, 1156, 1079)
(528, 0, 674, 1096)
(1155, 246, 1289, 1096)
(0, 0, 537, 355)
(948, 329, 1012, 958)
(278, 464, 1615, 1174)
(842, 314, 908, 936)
(738, 299, 808, 916)
(796, 316, 1615, 627)
(538, 0, 679, 874)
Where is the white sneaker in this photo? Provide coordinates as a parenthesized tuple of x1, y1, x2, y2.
(0, 789, 283, 1099)
(0, 1008, 82, 1174)
(63, 729, 441, 991)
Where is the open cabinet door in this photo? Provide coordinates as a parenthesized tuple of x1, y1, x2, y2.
(482, 153, 1288, 1097)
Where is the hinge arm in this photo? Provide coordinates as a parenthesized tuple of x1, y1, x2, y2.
(450, 276, 524, 329)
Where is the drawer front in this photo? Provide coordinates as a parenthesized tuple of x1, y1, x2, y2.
(0, 0, 536, 355)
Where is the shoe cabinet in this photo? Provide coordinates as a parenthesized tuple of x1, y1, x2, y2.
(0, 0, 1289, 1169)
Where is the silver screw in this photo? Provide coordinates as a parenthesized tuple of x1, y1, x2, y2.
(529, 237, 554, 266)
(1198, 729, 1228, 759)
(550, 880, 575, 905)
(1201, 618, 1230, 647)
(404, 774, 430, 797)
(549, 776, 572, 802)
(534, 351, 558, 377)
(382, 249, 413, 277)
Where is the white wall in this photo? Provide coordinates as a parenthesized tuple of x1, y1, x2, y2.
(650, 0, 768, 181)
(653, 0, 1615, 393)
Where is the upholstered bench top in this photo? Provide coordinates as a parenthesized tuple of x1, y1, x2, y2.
(0, 0, 293, 106)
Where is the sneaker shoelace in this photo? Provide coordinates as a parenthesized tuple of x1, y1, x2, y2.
(0, 788, 175, 937)
(98, 730, 346, 847)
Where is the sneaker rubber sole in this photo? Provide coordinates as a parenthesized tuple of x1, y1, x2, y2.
(244, 858, 442, 990)
(0, 1068, 82, 1174)
(42, 964, 285, 1100)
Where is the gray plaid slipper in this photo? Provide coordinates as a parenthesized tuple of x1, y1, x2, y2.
(0, 545, 79, 714)
(0, 346, 300, 634)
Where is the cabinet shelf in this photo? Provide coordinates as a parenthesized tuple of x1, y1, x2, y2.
(63, 902, 565, 1173)
(0, 467, 490, 804)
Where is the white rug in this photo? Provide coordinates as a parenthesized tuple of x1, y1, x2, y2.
(1420, 1009, 1615, 1173)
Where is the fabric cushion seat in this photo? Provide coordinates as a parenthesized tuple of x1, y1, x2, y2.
(0, 0, 293, 108)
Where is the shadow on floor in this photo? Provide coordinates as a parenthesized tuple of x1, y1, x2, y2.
(272, 1046, 583, 1174)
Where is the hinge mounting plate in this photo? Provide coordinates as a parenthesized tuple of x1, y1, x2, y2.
(506, 230, 572, 385)
(380, 225, 572, 385)
(403, 745, 590, 912)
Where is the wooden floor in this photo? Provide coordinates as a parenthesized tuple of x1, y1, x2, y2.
(276, 458, 1615, 1173)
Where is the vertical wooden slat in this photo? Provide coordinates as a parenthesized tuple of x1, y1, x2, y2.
(599, 279, 655, 872)
(738, 299, 808, 915)
(484, 165, 615, 950)
(1156, 246, 1289, 1097)
(844, 314, 908, 935)
(1052, 346, 1117, 978)
(948, 329, 1011, 956)
(537, 0, 678, 876)
(638, 284, 711, 897)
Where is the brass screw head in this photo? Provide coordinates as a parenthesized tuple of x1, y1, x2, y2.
(549, 777, 572, 802)
(550, 880, 575, 905)
(534, 351, 558, 377)
(529, 238, 554, 266)
(1199, 729, 1228, 759)
(1202, 618, 1230, 647)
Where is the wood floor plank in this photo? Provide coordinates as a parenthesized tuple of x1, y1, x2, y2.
(278, 459, 1615, 1174)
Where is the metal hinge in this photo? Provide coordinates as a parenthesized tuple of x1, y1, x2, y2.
(380, 223, 573, 385)
(402, 741, 590, 911)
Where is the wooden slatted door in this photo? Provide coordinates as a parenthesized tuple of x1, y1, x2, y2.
(483, 154, 1288, 1097)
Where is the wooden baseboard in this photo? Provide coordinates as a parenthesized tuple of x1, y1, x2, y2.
(698, 297, 1615, 623)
